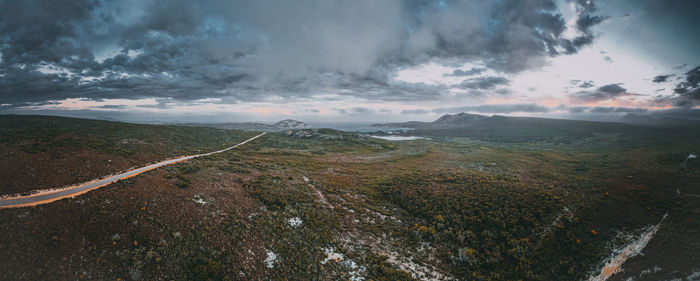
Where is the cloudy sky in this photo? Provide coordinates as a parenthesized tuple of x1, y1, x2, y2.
(0, 0, 699, 123)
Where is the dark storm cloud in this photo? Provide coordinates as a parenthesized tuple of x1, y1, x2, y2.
(432, 104, 652, 117)
(580, 81, 595, 88)
(594, 83, 626, 94)
(0, 0, 606, 106)
(334, 74, 448, 101)
(670, 66, 700, 106)
(335, 107, 373, 114)
(572, 83, 637, 102)
(567, 106, 587, 113)
(586, 106, 648, 114)
(548, 105, 648, 115)
(351, 107, 371, 113)
(401, 109, 430, 115)
(494, 88, 512, 95)
(97, 105, 128, 109)
(571, 80, 594, 88)
(409, 0, 604, 71)
(0, 0, 97, 65)
(653, 74, 672, 83)
(458, 76, 510, 90)
(433, 103, 551, 114)
(449, 67, 487, 77)
(555, 0, 606, 54)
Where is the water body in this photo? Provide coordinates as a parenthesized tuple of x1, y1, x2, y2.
(370, 136, 429, 141)
(307, 122, 413, 133)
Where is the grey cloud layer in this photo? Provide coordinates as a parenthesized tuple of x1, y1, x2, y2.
(433, 103, 551, 114)
(670, 66, 700, 107)
(458, 76, 510, 90)
(653, 75, 672, 83)
(571, 83, 637, 102)
(431, 103, 651, 116)
(449, 67, 487, 77)
(0, 0, 606, 106)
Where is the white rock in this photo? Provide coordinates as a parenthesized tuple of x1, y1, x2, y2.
(321, 247, 344, 264)
(265, 249, 277, 268)
(288, 217, 303, 228)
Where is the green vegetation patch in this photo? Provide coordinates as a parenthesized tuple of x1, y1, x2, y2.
(377, 171, 564, 280)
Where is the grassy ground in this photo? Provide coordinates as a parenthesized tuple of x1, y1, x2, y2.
(0, 116, 698, 280)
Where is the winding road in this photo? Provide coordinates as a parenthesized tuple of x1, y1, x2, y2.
(0, 132, 265, 209)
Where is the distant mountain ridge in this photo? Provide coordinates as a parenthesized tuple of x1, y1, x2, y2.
(273, 119, 308, 129)
(374, 112, 700, 130)
(619, 113, 700, 126)
(172, 119, 308, 131)
(373, 112, 495, 129)
(371, 112, 653, 142)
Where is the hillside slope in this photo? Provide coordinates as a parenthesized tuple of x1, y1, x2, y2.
(0, 115, 256, 196)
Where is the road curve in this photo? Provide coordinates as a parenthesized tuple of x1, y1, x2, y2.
(0, 132, 266, 209)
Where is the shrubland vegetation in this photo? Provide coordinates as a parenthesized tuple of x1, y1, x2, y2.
(0, 115, 698, 280)
(377, 171, 564, 279)
(0, 114, 256, 196)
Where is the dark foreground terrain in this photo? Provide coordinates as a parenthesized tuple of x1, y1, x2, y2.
(1, 114, 699, 281)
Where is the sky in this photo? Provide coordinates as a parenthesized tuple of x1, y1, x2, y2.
(0, 0, 699, 123)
